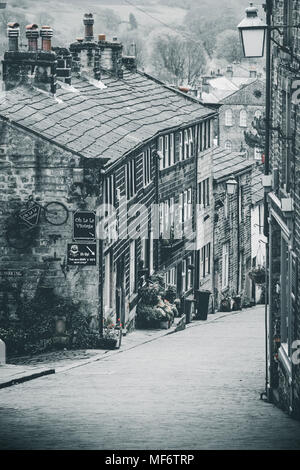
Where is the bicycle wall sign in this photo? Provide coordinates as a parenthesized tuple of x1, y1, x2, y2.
(73, 210, 96, 240)
(67, 243, 97, 266)
(6, 194, 69, 250)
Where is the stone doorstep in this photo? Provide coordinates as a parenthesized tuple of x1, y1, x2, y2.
(0, 307, 264, 387)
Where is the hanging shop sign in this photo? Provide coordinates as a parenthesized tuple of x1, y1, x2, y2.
(73, 210, 96, 240)
(67, 243, 97, 266)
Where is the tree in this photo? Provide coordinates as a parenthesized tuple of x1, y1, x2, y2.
(129, 13, 138, 30)
(151, 31, 206, 86)
(99, 8, 121, 34)
(214, 29, 244, 63)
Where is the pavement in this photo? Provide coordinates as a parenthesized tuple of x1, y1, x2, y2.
(1, 305, 300, 450)
(0, 310, 232, 386)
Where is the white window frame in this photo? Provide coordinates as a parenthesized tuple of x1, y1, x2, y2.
(189, 128, 194, 157)
(239, 109, 247, 127)
(126, 159, 136, 200)
(143, 148, 152, 187)
(187, 188, 192, 219)
(225, 109, 233, 126)
(164, 135, 169, 169)
(170, 133, 175, 166)
(225, 140, 232, 151)
(184, 129, 189, 159)
(159, 136, 164, 170)
(179, 131, 183, 161)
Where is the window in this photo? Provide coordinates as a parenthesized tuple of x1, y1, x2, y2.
(255, 110, 262, 119)
(175, 131, 182, 163)
(164, 135, 169, 168)
(143, 148, 152, 187)
(187, 188, 192, 219)
(205, 243, 211, 276)
(225, 140, 232, 151)
(179, 131, 183, 161)
(222, 243, 229, 289)
(240, 109, 247, 127)
(187, 256, 193, 290)
(198, 122, 203, 152)
(169, 133, 174, 166)
(165, 267, 176, 286)
(198, 178, 210, 208)
(129, 241, 136, 295)
(126, 159, 136, 199)
(159, 136, 164, 170)
(189, 128, 194, 157)
(184, 129, 189, 159)
(225, 109, 233, 126)
(201, 247, 205, 278)
(207, 120, 211, 148)
(104, 174, 115, 214)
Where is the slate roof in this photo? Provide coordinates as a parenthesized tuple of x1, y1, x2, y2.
(213, 147, 254, 181)
(251, 166, 264, 205)
(0, 70, 215, 166)
(220, 78, 265, 106)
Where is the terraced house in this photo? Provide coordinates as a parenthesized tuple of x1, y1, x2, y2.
(0, 15, 216, 337)
(266, 0, 300, 419)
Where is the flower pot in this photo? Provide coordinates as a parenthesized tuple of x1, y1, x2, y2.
(159, 320, 170, 330)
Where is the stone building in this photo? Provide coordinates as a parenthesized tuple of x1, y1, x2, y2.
(218, 78, 266, 160)
(251, 166, 267, 304)
(0, 16, 215, 338)
(266, 0, 300, 419)
(212, 148, 254, 310)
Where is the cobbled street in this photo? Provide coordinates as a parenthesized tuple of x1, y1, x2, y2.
(1, 306, 300, 450)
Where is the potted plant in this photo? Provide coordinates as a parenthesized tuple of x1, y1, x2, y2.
(220, 294, 231, 312)
(102, 317, 122, 349)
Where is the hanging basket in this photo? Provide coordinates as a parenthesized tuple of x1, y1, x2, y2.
(249, 267, 266, 285)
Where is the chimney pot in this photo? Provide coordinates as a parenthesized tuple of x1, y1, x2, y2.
(98, 34, 106, 42)
(7, 22, 20, 51)
(26, 24, 39, 51)
(76, 37, 84, 43)
(83, 13, 94, 41)
(40, 25, 53, 51)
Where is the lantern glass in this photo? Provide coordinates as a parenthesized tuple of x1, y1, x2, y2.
(240, 27, 266, 58)
(237, 3, 267, 58)
(226, 179, 238, 195)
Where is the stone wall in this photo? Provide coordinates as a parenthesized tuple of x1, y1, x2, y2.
(0, 120, 102, 330)
(213, 169, 252, 309)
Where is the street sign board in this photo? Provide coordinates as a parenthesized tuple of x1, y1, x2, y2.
(19, 204, 41, 227)
(67, 243, 97, 266)
(73, 211, 96, 240)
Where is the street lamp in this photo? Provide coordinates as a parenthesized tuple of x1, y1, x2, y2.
(238, 3, 267, 58)
(226, 177, 238, 195)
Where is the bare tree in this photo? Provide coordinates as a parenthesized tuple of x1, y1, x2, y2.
(151, 32, 206, 86)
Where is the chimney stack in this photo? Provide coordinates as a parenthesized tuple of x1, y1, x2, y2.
(83, 13, 94, 42)
(7, 22, 20, 51)
(40, 25, 53, 51)
(26, 24, 39, 51)
(98, 34, 123, 78)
